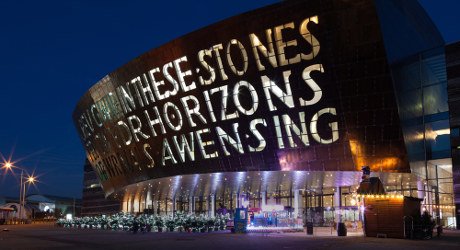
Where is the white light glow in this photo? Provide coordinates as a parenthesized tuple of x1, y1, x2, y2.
(242, 199, 249, 208)
(435, 128, 450, 136)
(262, 204, 284, 211)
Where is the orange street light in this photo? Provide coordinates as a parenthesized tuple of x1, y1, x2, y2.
(2, 161, 13, 170)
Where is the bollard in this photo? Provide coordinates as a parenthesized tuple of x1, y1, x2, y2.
(306, 222, 313, 235)
(337, 222, 347, 236)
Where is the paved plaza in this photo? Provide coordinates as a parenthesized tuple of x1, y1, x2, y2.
(0, 224, 459, 250)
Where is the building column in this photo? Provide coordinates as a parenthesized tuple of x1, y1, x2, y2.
(173, 196, 176, 216)
(236, 192, 240, 208)
(257, 192, 261, 208)
(261, 192, 266, 210)
(417, 180, 425, 199)
(145, 193, 149, 212)
(246, 192, 250, 208)
(179, 197, 183, 212)
(293, 189, 299, 219)
(137, 197, 140, 213)
(130, 197, 134, 213)
(210, 194, 215, 217)
(145, 193, 149, 211)
(157, 199, 161, 215)
(435, 165, 441, 225)
(198, 196, 203, 213)
(206, 196, 210, 216)
(206, 196, 210, 217)
(189, 196, 195, 214)
(426, 184, 433, 214)
(334, 187, 342, 223)
(230, 192, 234, 213)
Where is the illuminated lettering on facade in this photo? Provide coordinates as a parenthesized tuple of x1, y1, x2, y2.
(75, 16, 340, 181)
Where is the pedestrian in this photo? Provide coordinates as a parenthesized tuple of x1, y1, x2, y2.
(436, 225, 442, 237)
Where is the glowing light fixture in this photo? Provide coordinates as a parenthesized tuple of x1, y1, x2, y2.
(262, 204, 284, 211)
(434, 128, 450, 136)
(26, 175, 37, 184)
(2, 161, 13, 171)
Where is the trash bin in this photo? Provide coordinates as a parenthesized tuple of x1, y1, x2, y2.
(337, 222, 347, 236)
(306, 223, 313, 235)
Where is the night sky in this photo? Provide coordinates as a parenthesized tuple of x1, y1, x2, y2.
(0, 0, 459, 199)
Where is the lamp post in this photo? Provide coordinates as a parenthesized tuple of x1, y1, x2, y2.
(19, 170, 24, 219)
(22, 175, 36, 219)
(1, 162, 21, 218)
(2, 161, 38, 221)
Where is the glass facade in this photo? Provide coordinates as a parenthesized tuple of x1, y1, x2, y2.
(375, 0, 454, 227)
(82, 160, 121, 216)
(446, 42, 460, 230)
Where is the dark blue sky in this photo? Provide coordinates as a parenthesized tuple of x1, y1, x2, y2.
(0, 0, 459, 199)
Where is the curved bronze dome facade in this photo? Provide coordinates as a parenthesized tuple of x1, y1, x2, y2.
(73, 0, 414, 198)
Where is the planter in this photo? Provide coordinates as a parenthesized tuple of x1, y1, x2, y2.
(305, 223, 313, 235)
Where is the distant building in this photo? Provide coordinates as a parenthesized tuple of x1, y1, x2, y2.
(0, 197, 27, 220)
(81, 160, 121, 216)
(26, 194, 81, 217)
(0, 195, 81, 220)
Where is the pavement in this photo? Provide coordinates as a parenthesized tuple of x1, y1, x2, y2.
(0, 223, 459, 250)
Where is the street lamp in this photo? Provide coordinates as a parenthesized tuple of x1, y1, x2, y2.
(1, 160, 38, 220)
(21, 174, 37, 220)
(27, 176, 36, 184)
(1, 161, 23, 219)
(4, 162, 12, 170)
